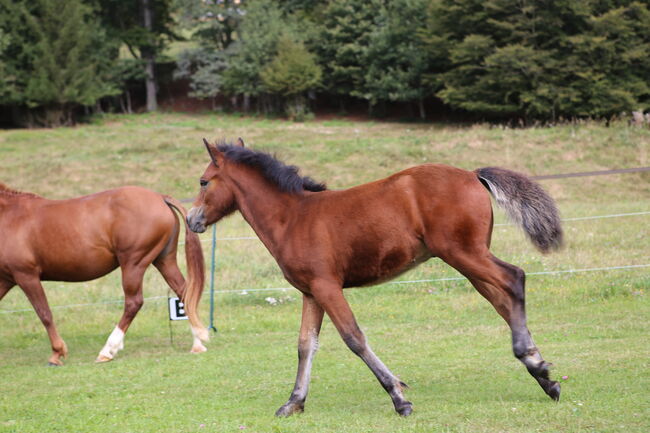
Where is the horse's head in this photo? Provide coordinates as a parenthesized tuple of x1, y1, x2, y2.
(186, 138, 243, 233)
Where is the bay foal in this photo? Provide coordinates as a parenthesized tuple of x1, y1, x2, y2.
(187, 139, 563, 416)
(0, 185, 207, 365)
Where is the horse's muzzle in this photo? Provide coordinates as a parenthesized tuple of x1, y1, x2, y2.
(187, 206, 207, 233)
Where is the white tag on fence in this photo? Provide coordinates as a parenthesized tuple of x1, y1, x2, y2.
(168, 297, 188, 321)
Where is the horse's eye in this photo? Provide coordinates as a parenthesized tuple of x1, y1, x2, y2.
(200, 179, 208, 187)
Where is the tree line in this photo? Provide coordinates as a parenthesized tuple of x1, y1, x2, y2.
(1, 0, 649, 126)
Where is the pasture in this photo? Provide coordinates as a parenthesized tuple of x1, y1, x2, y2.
(0, 113, 648, 433)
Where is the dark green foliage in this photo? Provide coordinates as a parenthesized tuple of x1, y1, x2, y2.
(0, 0, 119, 126)
(316, 0, 382, 99)
(175, 47, 229, 101)
(93, 0, 177, 57)
(93, 0, 178, 112)
(361, 0, 432, 118)
(261, 35, 322, 120)
(221, 0, 287, 99)
(4, 0, 647, 124)
(425, 0, 650, 120)
(174, 0, 241, 51)
(173, 0, 242, 103)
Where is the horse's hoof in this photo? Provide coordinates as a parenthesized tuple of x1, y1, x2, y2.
(190, 344, 207, 354)
(546, 381, 561, 401)
(275, 403, 304, 417)
(47, 361, 62, 367)
(396, 401, 413, 417)
(95, 355, 113, 363)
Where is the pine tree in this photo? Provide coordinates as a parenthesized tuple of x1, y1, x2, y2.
(362, 0, 431, 118)
(261, 35, 322, 120)
(173, 0, 241, 105)
(221, 0, 287, 111)
(315, 0, 382, 106)
(0, 0, 119, 126)
(423, 0, 650, 120)
(93, 0, 177, 112)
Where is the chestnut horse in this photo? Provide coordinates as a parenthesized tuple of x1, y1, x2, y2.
(187, 139, 563, 416)
(0, 184, 208, 365)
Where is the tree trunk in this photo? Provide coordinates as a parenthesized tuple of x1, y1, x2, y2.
(142, 0, 157, 112)
(418, 98, 426, 120)
(126, 90, 133, 114)
(243, 94, 250, 112)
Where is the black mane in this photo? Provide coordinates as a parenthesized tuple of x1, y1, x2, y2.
(217, 143, 327, 193)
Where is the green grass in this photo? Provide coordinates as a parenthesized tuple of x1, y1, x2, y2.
(0, 113, 649, 432)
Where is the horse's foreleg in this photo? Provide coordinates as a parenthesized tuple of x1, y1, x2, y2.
(96, 265, 145, 362)
(276, 293, 324, 417)
(445, 251, 560, 401)
(14, 274, 67, 366)
(311, 283, 412, 416)
(154, 256, 205, 353)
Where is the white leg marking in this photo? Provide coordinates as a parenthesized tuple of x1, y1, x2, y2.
(190, 327, 208, 353)
(97, 326, 125, 361)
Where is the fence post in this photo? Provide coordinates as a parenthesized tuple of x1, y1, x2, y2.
(208, 223, 218, 332)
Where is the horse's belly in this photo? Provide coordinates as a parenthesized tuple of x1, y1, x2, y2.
(343, 244, 431, 288)
(39, 252, 119, 282)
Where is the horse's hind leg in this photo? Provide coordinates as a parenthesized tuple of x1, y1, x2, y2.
(442, 251, 560, 401)
(154, 253, 206, 353)
(14, 274, 68, 366)
(96, 264, 146, 362)
(310, 281, 412, 416)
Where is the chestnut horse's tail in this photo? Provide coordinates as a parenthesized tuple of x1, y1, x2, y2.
(163, 196, 209, 343)
(475, 167, 563, 253)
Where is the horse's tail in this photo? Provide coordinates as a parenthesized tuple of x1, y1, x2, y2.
(163, 196, 209, 343)
(475, 167, 563, 253)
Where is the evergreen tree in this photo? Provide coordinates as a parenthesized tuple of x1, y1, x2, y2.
(0, 0, 119, 126)
(315, 0, 382, 106)
(93, 0, 177, 112)
(261, 35, 322, 120)
(362, 0, 431, 118)
(0, 28, 13, 102)
(221, 0, 288, 111)
(173, 0, 242, 105)
(423, 0, 650, 120)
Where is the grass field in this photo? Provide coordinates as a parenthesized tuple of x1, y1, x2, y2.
(0, 113, 648, 433)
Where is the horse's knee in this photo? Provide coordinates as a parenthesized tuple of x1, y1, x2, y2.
(35, 308, 54, 327)
(124, 296, 144, 316)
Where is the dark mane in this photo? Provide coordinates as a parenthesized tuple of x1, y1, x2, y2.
(217, 143, 327, 193)
(0, 183, 40, 198)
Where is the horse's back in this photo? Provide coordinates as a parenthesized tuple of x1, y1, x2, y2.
(0, 186, 176, 282)
(283, 164, 491, 288)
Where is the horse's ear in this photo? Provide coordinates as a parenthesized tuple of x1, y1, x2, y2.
(236, 137, 245, 147)
(203, 138, 219, 166)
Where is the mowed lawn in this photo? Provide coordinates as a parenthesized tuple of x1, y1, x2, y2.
(0, 113, 648, 433)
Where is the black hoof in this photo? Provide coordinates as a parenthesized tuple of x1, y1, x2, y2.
(546, 381, 561, 401)
(395, 401, 413, 417)
(275, 402, 304, 417)
(47, 362, 61, 367)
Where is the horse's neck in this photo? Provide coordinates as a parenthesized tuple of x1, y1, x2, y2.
(234, 178, 298, 256)
(0, 188, 41, 205)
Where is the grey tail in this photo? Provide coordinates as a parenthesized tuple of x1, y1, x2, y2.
(476, 167, 563, 254)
